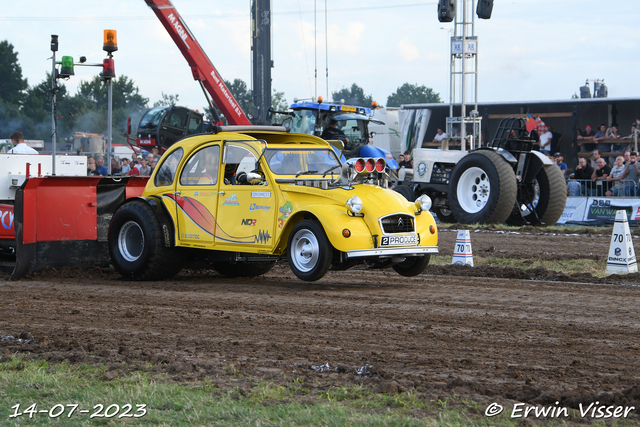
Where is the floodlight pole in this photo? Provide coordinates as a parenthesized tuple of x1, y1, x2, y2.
(447, 0, 481, 151)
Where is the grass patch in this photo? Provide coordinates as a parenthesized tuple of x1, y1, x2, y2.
(0, 358, 603, 426)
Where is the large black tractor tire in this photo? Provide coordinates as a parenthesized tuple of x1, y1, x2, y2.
(505, 164, 567, 226)
(212, 261, 275, 277)
(394, 184, 416, 202)
(108, 200, 183, 280)
(287, 220, 333, 281)
(448, 150, 517, 224)
(433, 207, 457, 224)
(393, 255, 431, 277)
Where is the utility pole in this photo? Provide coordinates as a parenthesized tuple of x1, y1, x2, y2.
(251, 0, 273, 125)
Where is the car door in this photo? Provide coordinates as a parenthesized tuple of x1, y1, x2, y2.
(214, 140, 277, 249)
(159, 107, 190, 149)
(173, 143, 221, 246)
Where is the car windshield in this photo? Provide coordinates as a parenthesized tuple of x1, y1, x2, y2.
(265, 148, 341, 176)
(138, 106, 170, 130)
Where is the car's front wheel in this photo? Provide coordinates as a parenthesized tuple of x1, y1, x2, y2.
(287, 220, 333, 281)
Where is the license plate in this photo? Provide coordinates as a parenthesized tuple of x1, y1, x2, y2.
(380, 235, 417, 246)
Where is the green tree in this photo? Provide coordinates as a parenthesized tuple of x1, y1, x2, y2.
(153, 92, 180, 107)
(0, 41, 28, 107)
(332, 84, 373, 107)
(268, 89, 289, 124)
(20, 74, 71, 140)
(386, 83, 441, 107)
(58, 75, 148, 143)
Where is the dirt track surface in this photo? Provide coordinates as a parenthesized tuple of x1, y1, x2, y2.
(2, 227, 640, 418)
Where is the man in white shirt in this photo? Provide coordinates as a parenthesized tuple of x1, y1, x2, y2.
(538, 130, 553, 155)
(432, 128, 448, 144)
(7, 131, 38, 154)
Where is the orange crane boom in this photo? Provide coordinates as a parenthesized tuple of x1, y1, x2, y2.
(145, 0, 252, 125)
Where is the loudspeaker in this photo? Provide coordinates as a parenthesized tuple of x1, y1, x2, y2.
(580, 85, 591, 99)
(476, 0, 494, 19)
(595, 83, 608, 98)
(438, 0, 455, 23)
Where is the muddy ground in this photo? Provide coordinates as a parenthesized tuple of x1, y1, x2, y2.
(2, 226, 640, 422)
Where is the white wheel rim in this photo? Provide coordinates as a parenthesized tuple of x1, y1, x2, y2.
(519, 180, 540, 216)
(118, 221, 144, 262)
(290, 229, 319, 273)
(457, 167, 491, 214)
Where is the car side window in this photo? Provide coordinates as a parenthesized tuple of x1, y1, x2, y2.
(167, 109, 188, 130)
(179, 145, 220, 186)
(154, 148, 184, 187)
(187, 114, 202, 135)
(223, 144, 257, 185)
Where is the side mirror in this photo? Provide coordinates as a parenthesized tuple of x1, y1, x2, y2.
(281, 117, 293, 129)
(369, 131, 376, 138)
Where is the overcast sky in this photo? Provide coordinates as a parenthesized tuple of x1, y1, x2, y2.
(2, 0, 639, 114)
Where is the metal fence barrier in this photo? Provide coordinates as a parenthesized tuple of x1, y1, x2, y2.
(567, 179, 639, 197)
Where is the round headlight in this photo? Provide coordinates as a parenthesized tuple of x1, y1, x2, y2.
(415, 194, 432, 212)
(346, 196, 363, 214)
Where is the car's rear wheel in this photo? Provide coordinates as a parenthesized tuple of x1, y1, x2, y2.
(108, 200, 183, 280)
(287, 220, 332, 281)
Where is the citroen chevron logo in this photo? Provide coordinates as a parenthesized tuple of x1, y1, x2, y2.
(397, 217, 404, 227)
(255, 230, 272, 244)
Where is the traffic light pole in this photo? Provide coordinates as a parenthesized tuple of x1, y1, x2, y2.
(107, 79, 113, 175)
(50, 35, 58, 175)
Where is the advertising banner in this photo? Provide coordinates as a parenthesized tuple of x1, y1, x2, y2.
(557, 197, 588, 224)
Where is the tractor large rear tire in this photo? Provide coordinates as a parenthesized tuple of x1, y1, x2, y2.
(109, 200, 184, 280)
(448, 150, 517, 224)
(394, 184, 415, 202)
(506, 164, 567, 226)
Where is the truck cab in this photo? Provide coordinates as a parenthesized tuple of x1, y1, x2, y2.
(136, 106, 204, 152)
(286, 101, 398, 169)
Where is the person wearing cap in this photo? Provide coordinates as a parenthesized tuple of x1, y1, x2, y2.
(552, 152, 567, 177)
